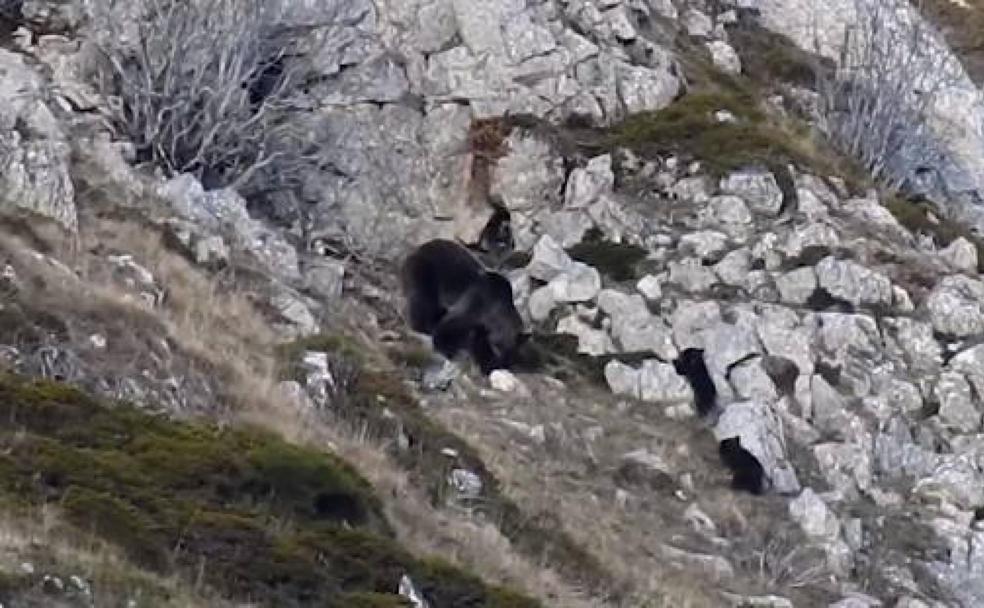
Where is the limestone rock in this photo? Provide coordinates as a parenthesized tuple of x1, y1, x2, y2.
(527, 234, 573, 282)
(565, 154, 615, 209)
(934, 372, 981, 433)
(926, 275, 984, 337)
(720, 169, 784, 217)
(706, 40, 741, 75)
(775, 267, 818, 305)
(815, 256, 893, 307)
(939, 237, 979, 272)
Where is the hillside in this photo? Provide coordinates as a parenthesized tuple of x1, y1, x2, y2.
(0, 1, 982, 607)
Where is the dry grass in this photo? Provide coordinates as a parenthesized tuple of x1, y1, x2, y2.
(0, 505, 227, 607)
(0, 212, 603, 606)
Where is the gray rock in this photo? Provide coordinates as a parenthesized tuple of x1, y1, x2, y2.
(527, 234, 573, 281)
(556, 314, 616, 355)
(939, 237, 979, 272)
(491, 131, 566, 212)
(783, 223, 842, 258)
(670, 176, 713, 203)
(604, 359, 692, 403)
(706, 40, 741, 75)
(679, 230, 729, 261)
(789, 487, 841, 539)
(636, 273, 664, 301)
(549, 262, 602, 303)
(598, 289, 677, 358)
(614, 58, 682, 116)
(667, 259, 719, 293)
(815, 256, 893, 307)
(914, 453, 984, 510)
(528, 284, 559, 322)
(672, 300, 723, 351)
(539, 210, 595, 248)
(729, 357, 779, 403)
(448, 468, 483, 498)
(683, 8, 714, 38)
(884, 317, 943, 375)
(775, 267, 818, 304)
(565, 154, 615, 209)
(660, 544, 734, 581)
(935, 372, 981, 433)
(305, 259, 346, 301)
(0, 48, 75, 230)
(950, 344, 984, 398)
(705, 195, 753, 227)
(810, 374, 852, 436)
(713, 248, 754, 287)
(720, 169, 784, 217)
(926, 275, 984, 337)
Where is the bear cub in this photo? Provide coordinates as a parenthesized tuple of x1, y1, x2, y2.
(673, 347, 718, 418)
(401, 238, 526, 374)
(719, 436, 769, 495)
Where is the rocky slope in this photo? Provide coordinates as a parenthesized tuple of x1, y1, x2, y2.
(0, 0, 983, 607)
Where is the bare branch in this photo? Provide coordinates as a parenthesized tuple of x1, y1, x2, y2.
(87, 0, 343, 199)
(813, 0, 963, 192)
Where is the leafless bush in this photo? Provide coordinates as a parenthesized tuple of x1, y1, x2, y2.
(814, 0, 963, 191)
(87, 0, 343, 198)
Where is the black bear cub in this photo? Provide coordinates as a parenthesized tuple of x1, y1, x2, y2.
(673, 347, 718, 418)
(401, 239, 526, 374)
(719, 436, 768, 495)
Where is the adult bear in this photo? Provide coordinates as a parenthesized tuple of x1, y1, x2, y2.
(401, 239, 527, 374)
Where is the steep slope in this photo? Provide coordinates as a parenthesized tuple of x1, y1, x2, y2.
(0, 1, 982, 607)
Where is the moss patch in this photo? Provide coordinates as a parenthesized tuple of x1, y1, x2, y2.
(0, 374, 540, 607)
(608, 91, 821, 178)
